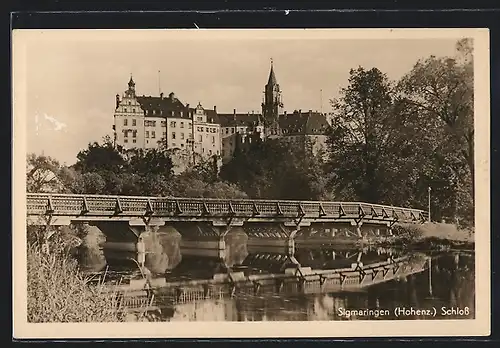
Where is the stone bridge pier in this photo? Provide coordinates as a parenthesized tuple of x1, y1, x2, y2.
(244, 222, 304, 265)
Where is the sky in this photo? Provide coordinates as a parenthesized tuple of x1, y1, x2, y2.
(15, 29, 463, 166)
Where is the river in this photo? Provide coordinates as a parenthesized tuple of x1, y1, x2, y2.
(80, 245, 474, 322)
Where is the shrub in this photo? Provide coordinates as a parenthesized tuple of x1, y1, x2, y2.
(27, 244, 125, 323)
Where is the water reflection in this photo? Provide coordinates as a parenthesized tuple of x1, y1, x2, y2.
(119, 251, 474, 322)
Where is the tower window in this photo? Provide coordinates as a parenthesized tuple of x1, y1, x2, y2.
(132, 130, 137, 138)
(132, 119, 136, 126)
(123, 119, 128, 126)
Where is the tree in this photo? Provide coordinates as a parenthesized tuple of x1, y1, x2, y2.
(26, 154, 65, 193)
(327, 67, 399, 203)
(398, 40, 474, 194)
(128, 148, 174, 177)
(74, 135, 126, 174)
(398, 39, 474, 223)
(220, 138, 332, 200)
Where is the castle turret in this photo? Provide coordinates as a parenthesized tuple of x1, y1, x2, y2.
(261, 59, 283, 139)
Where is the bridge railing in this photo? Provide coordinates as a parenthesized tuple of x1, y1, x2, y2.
(26, 193, 428, 223)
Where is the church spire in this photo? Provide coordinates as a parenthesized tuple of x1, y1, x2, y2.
(267, 58, 277, 86)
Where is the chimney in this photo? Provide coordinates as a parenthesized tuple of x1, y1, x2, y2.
(284, 111, 287, 116)
(299, 109, 302, 114)
(309, 109, 313, 116)
(233, 108, 236, 115)
(160, 92, 164, 99)
(214, 105, 217, 113)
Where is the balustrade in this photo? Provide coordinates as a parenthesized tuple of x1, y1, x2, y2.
(26, 193, 428, 223)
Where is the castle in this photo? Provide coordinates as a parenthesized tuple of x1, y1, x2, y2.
(113, 61, 331, 170)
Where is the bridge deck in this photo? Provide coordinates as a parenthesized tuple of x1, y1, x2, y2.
(26, 193, 427, 224)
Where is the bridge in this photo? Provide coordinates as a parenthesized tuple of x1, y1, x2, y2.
(26, 193, 428, 276)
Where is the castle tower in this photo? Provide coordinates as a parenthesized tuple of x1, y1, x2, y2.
(125, 75, 136, 98)
(261, 59, 283, 139)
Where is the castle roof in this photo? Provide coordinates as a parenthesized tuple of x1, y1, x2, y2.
(279, 110, 330, 135)
(217, 112, 263, 128)
(137, 93, 188, 119)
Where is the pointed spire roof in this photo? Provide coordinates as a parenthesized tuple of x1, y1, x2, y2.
(128, 74, 135, 87)
(267, 59, 277, 86)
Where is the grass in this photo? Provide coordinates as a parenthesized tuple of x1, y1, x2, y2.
(387, 222, 475, 251)
(27, 244, 126, 323)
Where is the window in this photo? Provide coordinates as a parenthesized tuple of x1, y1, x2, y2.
(181, 133, 185, 140)
(181, 143, 185, 147)
(172, 143, 176, 147)
(212, 136, 215, 144)
(132, 130, 137, 138)
(133, 139, 136, 143)
(124, 108, 127, 112)
(198, 135, 202, 142)
(146, 131, 149, 138)
(209, 150, 212, 155)
(180, 122, 184, 128)
(170, 121, 176, 127)
(226, 128, 229, 134)
(231, 128, 234, 134)
(124, 130, 128, 138)
(161, 120, 166, 127)
(124, 119, 128, 126)
(197, 117, 203, 122)
(206, 127, 208, 132)
(132, 108, 135, 113)
(152, 131, 156, 139)
(172, 132, 176, 139)
(128, 101, 131, 105)
(124, 139, 128, 143)
(132, 119, 136, 126)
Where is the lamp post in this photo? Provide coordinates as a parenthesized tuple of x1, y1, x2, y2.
(427, 186, 432, 223)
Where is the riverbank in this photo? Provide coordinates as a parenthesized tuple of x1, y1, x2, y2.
(386, 222, 475, 252)
(27, 244, 126, 323)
